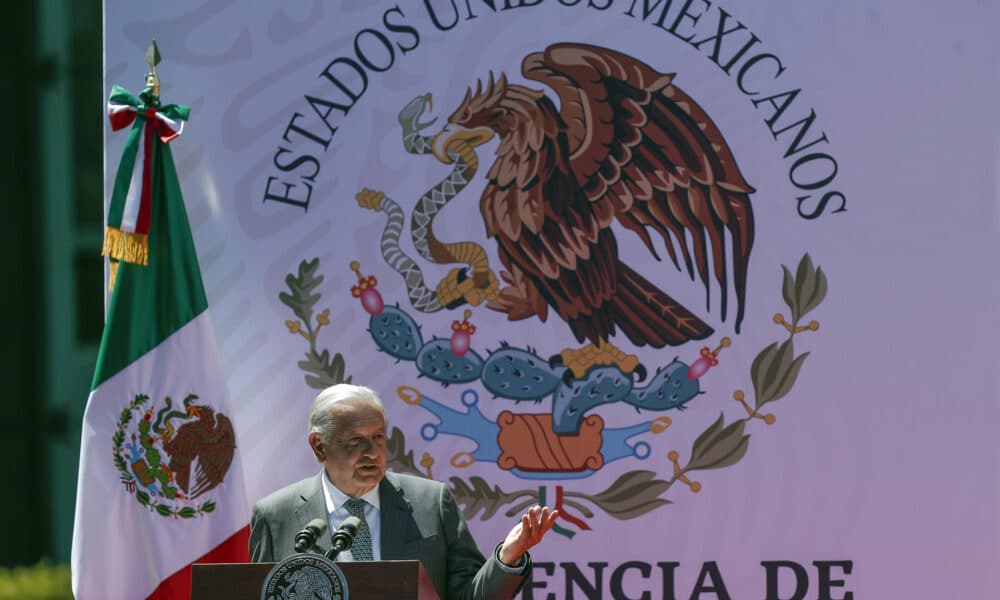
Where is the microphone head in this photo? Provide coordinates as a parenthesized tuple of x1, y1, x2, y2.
(305, 518, 328, 535)
(294, 518, 329, 552)
(328, 515, 362, 554)
(338, 515, 361, 537)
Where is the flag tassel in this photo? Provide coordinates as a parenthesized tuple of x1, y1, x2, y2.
(102, 226, 149, 266)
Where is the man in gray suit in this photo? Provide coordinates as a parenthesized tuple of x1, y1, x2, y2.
(250, 384, 558, 600)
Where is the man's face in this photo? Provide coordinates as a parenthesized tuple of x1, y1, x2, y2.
(312, 398, 388, 498)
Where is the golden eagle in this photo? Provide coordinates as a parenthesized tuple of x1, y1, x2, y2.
(163, 404, 235, 499)
(432, 43, 755, 377)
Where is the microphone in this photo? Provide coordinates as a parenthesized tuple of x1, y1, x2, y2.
(293, 518, 328, 553)
(325, 516, 362, 560)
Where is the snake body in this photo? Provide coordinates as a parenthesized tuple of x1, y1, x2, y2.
(152, 394, 197, 441)
(368, 194, 443, 312)
(358, 94, 491, 312)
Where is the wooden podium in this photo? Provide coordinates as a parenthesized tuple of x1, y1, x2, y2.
(191, 560, 441, 599)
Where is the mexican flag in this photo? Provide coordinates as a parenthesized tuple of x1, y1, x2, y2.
(71, 86, 250, 599)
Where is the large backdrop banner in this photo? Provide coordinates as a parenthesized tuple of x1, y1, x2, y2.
(103, 1, 999, 598)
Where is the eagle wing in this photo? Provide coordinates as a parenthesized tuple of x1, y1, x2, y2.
(483, 98, 621, 345)
(522, 43, 755, 330)
(193, 412, 236, 488)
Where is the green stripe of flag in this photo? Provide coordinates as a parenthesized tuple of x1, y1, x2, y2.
(93, 140, 208, 389)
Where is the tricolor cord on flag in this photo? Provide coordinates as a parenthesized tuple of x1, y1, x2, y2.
(104, 84, 189, 288)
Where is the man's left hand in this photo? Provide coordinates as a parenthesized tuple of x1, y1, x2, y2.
(498, 505, 559, 566)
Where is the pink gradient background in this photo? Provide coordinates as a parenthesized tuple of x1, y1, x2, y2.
(104, 1, 1000, 596)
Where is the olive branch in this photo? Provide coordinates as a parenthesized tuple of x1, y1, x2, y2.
(112, 393, 148, 480)
(658, 253, 827, 498)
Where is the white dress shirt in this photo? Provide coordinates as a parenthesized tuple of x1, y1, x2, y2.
(321, 471, 381, 560)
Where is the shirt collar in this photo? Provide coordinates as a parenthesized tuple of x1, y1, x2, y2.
(321, 470, 382, 515)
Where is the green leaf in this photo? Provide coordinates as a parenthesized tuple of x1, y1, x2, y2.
(582, 470, 672, 519)
(450, 476, 534, 520)
(696, 434, 750, 470)
(155, 504, 173, 517)
(781, 266, 799, 321)
(279, 292, 315, 324)
(178, 507, 196, 518)
(606, 498, 672, 519)
(758, 339, 794, 406)
(686, 419, 748, 471)
(799, 266, 828, 318)
(750, 342, 779, 404)
(690, 414, 725, 462)
(299, 257, 320, 280)
(385, 427, 422, 477)
(759, 351, 810, 408)
(280, 259, 324, 323)
(136, 491, 150, 506)
(299, 349, 350, 390)
(794, 254, 816, 312)
(330, 353, 346, 382)
(201, 501, 216, 513)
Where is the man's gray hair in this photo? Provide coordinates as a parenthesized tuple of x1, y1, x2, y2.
(308, 383, 386, 444)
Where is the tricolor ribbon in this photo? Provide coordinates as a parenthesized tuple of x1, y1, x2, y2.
(103, 85, 189, 267)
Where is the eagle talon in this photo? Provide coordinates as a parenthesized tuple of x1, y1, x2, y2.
(436, 267, 498, 308)
(556, 340, 643, 380)
(548, 354, 564, 368)
(444, 296, 469, 310)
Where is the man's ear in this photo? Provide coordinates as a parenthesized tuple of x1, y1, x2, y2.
(308, 432, 325, 461)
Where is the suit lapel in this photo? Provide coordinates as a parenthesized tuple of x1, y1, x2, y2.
(294, 473, 327, 529)
(379, 473, 412, 560)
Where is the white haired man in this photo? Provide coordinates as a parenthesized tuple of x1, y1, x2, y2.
(250, 383, 558, 599)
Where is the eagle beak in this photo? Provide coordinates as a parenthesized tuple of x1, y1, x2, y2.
(432, 123, 495, 164)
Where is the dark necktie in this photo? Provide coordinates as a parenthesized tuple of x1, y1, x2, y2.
(342, 498, 373, 560)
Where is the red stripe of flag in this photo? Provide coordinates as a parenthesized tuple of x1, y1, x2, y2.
(146, 525, 250, 600)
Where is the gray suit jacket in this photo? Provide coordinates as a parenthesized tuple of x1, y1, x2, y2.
(250, 471, 528, 600)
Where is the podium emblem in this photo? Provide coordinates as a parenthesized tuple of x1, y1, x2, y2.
(261, 553, 349, 600)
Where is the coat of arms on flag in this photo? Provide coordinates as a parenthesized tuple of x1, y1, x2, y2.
(113, 393, 236, 517)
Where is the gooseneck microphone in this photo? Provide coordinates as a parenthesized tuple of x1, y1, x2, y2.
(325, 516, 362, 560)
(293, 518, 328, 553)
